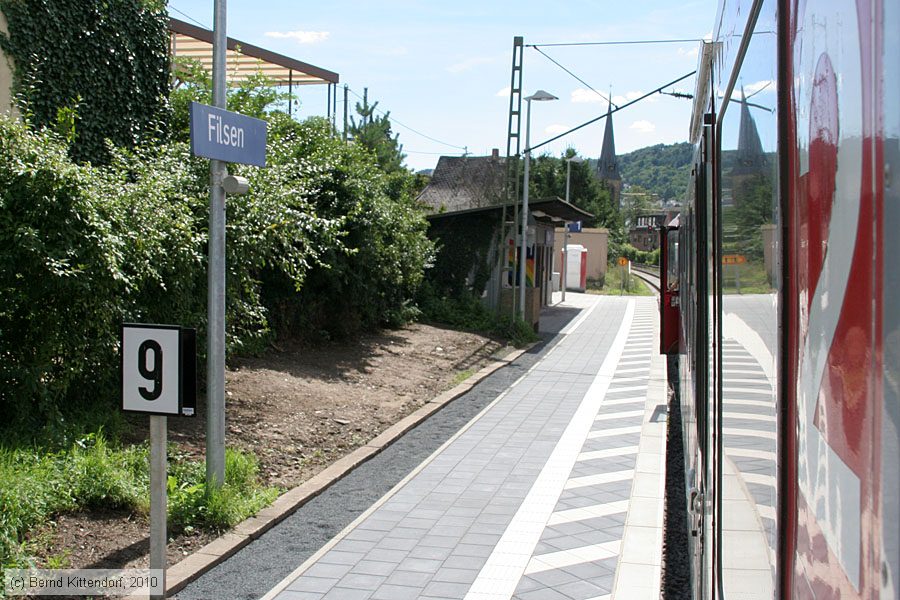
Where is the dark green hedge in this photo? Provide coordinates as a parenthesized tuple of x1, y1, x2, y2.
(0, 0, 170, 164)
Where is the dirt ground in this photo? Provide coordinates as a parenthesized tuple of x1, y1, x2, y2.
(30, 323, 505, 571)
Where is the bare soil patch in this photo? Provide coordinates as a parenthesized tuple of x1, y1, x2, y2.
(30, 323, 505, 571)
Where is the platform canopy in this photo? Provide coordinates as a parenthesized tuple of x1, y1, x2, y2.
(169, 18, 339, 87)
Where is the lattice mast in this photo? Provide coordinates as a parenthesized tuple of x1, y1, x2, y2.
(500, 36, 524, 317)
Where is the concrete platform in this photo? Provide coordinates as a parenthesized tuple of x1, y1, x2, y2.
(259, 294, 668, 600)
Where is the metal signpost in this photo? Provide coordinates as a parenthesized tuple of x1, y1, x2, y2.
(190, 0, 267, 492)
(121, 324, 196, 600)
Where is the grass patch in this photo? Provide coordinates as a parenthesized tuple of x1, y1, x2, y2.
(450, 369, 476, 388)
(0, 433, 278, 572)
(586, 266, 654, 296)
(721, 261, 774, 295)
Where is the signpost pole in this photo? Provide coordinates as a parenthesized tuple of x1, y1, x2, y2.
(207, 0, 227, 489)
(149, 415, 167, 600)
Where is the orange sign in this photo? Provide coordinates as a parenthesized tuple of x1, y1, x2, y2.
(618, 257, 629, 266)
(722, 254, 746, 265)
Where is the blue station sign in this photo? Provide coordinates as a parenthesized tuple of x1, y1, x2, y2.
(189, 102, 267, 167)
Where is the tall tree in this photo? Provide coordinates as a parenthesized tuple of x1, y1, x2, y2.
(528, 150, 619, 231)
(348, 90, 406, 174)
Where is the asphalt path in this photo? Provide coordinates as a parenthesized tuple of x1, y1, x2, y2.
(174, 334, 561, 600)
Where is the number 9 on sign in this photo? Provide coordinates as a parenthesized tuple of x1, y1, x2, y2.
(122, 324, 196, 416)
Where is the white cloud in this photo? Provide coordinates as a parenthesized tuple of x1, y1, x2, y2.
(678, 46, 700, 59)
(446, 56, 494, 74)
(613, 91, 651, 106)
(744, 79, 776, 95)
(545, 124, 569, 135)
(496, 86, 511, 97)
(264, 30, 330, 44)
(630, 120, 656, 133)
(571, 88, 606, 103)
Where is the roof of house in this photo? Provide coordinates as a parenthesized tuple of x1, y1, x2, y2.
(418, 154, 593, 224)
(417, 155, 507, 215)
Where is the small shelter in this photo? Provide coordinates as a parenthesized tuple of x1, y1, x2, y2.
(418, 151, 592, 328)
(168, 18, 340, 117)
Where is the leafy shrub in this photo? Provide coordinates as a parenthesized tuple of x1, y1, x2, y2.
(616, 243, 659, 266)
(167, 449, 277, 531)
(257, 115, 433, 339)
(417, 282, 537, 348)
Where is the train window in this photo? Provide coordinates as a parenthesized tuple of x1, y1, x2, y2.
(713, 0, 780, 596)
(666, 231, 678, 291)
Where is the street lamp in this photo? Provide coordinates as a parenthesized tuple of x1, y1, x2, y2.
(562, 155, 584, 303)
(519, 90, 558, 319)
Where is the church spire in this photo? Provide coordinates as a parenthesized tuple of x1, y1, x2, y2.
(732, 87, 768, 176)
(596, 101, 623, 209)
(597, 102, 621, 182)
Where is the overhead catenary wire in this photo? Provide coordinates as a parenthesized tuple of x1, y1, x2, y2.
(169, 4, 211, 29)
(531, 46, 614, 108)
(526, 70, 697, 154)
(528, 38, 706, 48)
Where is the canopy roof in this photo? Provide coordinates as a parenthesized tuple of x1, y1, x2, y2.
(169, 18, 339, 87)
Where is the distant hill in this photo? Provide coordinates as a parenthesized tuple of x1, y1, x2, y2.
(618, 142, 693, 202)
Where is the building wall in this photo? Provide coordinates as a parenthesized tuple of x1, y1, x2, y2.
(553, 227, 609, 282)
(0, 12, 18, 118)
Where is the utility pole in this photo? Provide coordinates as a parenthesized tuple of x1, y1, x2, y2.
(343, 85, 349, 142)
(207, 0, 227, 490)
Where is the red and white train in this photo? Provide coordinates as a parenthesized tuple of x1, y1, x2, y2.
(658, 0, 899, 597)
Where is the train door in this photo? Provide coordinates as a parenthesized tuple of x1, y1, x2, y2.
(710, 0, 781, 597)
(659, 219, 680, 355)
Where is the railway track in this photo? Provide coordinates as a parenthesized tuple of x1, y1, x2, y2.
(631, 263, 660, 293)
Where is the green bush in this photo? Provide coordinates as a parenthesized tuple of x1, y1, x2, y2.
(0, 66, 435, 430)
(0, 0, 171, 164)
(167, 449, 278, 531)
(258, 115, 433, 338)
(616, 243, 659, 266)
(417, 283, 537, 348)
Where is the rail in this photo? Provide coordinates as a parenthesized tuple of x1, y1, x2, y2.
(631, 263, 660, 294)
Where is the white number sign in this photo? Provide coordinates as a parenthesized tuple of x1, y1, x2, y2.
(122, 324, 182, 416)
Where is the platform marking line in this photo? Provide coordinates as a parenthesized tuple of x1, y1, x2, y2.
(603, 397, 646, 407)
(723, 427, 777, 440)
(594, 410, 645, 422)
(524, 540, 622, 574)
(577, 445, 640, 462)
(722, 387, 773, 396)
(547, 501, 630, 526)
(564, 469, 635, 490)
(261, 298, 613, 600)
(603, 385, 647, 395)
(587, 425, 642, 439)
(722, 411, 776, 423)
(726, 447, 777, 461)
(462, 300, 636, 600)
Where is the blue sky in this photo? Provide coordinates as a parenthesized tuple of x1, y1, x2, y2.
(168, 1, 717, 171)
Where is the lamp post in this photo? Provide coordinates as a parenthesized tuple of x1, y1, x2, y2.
(519, 90, 558, 319)
(562, 155, 584, 303)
